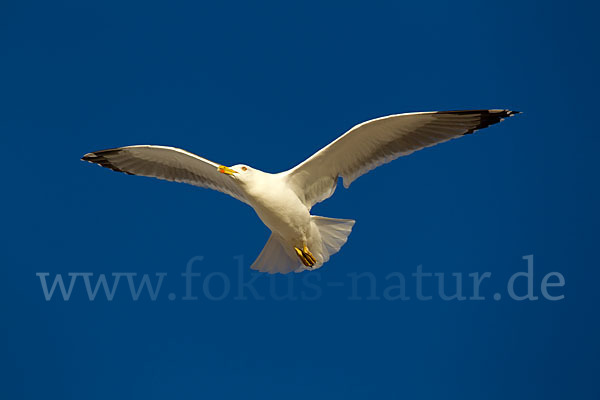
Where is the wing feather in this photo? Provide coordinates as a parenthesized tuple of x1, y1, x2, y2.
(285, 109, 519, 208)
(82, 145, 248, 204)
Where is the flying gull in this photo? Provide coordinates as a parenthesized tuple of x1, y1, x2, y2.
(82, 109, 519, 274)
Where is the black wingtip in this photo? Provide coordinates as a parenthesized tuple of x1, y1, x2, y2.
(81, 152, 95, 162)
(433, 109, 520, 135)
(80, 149, 133, 175)
(480, 109, 521, 118)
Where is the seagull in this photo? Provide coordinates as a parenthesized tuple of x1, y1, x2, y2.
(82, 109, 519, 274)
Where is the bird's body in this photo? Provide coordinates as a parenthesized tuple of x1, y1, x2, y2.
(83, 109, 519, 273)
(242, 171, 310, 248)
(219, 167, 351, 272)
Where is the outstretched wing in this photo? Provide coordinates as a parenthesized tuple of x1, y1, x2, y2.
(82, 145, 248, 204)
(285, 109, 519, 208)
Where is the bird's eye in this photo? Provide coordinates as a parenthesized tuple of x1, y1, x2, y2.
(241, 166, 247, 171)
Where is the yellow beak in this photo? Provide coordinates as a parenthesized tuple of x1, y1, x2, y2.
(218, 165, 237, 176)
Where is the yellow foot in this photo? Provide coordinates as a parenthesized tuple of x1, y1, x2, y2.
(303, 245, 317, 265)
(294, 246, 316, 268)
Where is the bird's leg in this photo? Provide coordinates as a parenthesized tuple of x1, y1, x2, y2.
(294, 245, 317, 268)
(294, 247, 312, 267)
(302, 245, 317, 265)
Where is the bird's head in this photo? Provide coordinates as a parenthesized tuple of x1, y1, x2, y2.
(217, 164, 255, 184)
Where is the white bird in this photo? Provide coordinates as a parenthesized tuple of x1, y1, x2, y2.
(82, 109, 519, 274)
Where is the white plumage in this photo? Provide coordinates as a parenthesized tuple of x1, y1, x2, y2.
(82, 109, 519, 274)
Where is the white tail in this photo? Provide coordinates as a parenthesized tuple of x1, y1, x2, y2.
(250, 216, 355, 274)
(309, 216, 355, 265)
(250, 233, 300, 274)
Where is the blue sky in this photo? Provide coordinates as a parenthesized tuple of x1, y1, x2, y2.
(1, 1, 599, 399)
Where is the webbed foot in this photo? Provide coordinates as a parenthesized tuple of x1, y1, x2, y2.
(294, 245, 317, 268)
